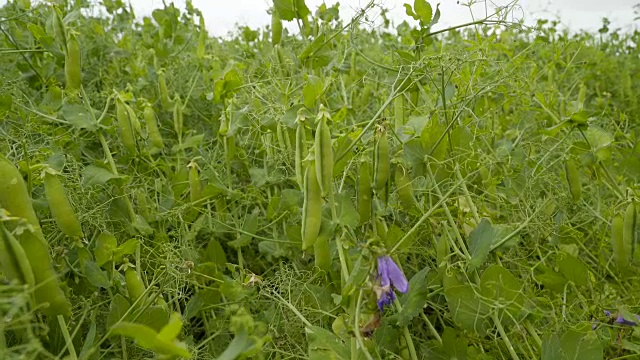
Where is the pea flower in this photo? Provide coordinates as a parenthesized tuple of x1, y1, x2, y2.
(374, 255, 409, 311)
(603, 310, 640, 326)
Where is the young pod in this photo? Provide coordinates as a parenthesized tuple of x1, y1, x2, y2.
(624, 202, 636, 259)
(116, 99, 136, 154)
(611, 215, 627, 270)
(357, 161, 372, 224)
(43, 170, 83, 238)
(271, 11, 282, 46)
(302, 161, 323, 251)
(295, 116, 307, 190)
(158, 70, 172, 110)
(564, 159, 581, 203)
(0, 224, 36, 288)
(373, 126, 390, 192)
(143, 105, 164, 149)
(124, 102, 142, 136)
(196, 15, 206, 59)
(64, 33, 82, 92)
(394, 162, 416, 211)
(314, 109, 333, 197)
(0, 156, 71, 316)
(173, 96, 183, 141)
(314, 219, 333, 273)
(52, 6, 67, 54)
(125, 267, 147, 304)
(394, 95, 405, 131)
(188, 160, 202, 204)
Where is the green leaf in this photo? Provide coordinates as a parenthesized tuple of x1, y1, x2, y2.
(443, 273, 491, 335)
(106, 294, 131, 329)
(542, 329, 603, 360)
(84, 260, 111, 289)
(204, 239, 227, 268)
(82, 165, 125, 187)
(469, 218, 496, 270)
(341, 254, 370, 299)
(335, 192, 359, 228)
(441, 327, 468, 360)
(396, 266, 429, 327)
(557, 252, 589, 287)
(136, 306, 170, 332)
(217, 330, 256, 360)
(94, 231, 117, 267)
(113, 239, 139, 264)
(306, 325, 350, 360)
(60, 103, 98, 131)
(303, 74, 323, 109)
(403, 4, 417, 21)
(413, 0, 433, 24)
(480, 265, 528, 327)
(229, 210, 259, 249)
(274, 0, 296, 21)
(249, 167, 268, 187)
(157, 313, 183, 342)
(0, 93, 13, 113)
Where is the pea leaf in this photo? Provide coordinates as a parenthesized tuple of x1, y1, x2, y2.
(443, 273, 491, 335)
(217, 330, 258, 360)
(542, 329, 603, 360)
(84, 260, 111, 289)
(136, 306, 170, 332)
(303, 74, 323, 109)
(557, 252, 589, 287)
(306, 325, 350, 360)
(60, 103, 98, 131)
(341, 254, 370, 299)
(82, 165, 125, 187)
(106, 294, 130, 329)
(413, 0, 433, 24)
(480, 265, 528, 327)
(396, 266, 429, 327)
(469, 218, 496, 270)
(112, 239, 139, 264)
(335, 192, 359, 228)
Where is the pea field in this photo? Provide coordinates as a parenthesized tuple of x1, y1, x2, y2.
(1, 0, 640, 359)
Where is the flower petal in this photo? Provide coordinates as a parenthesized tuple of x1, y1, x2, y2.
(383, 256, 409, 293)
(615, 315, 637, 326)
(377, 289, 395, 311)
(377, 256, 390, 287)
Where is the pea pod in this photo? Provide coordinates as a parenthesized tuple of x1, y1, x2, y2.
(624, 202, 636, 260)
(394, 95, 405, 131)
(116, 99, 136, 154)
(52, 6, 67, 54)
(124, 102, 142, 136)
(295, 116, 307, 190)
(173, 96, 183, 141)
(0, 155, 71, 317)
(271, 12, 282, 46)
(43, 170, 83, 238)
(373, 126, 390, 192)
(394, 162, 416, 211)
(188, 160, 202, 204)
(0, 224, 35, 288)
(314, 108, 333, 197)
(125, 267, 147, 304)
(564, 159, 581, 203)
(611, 214, 627, 270)
(302, 161, 323, 251)
(196, 15, 206, 59)
(314, 219, 334, 273)
(64, 33, 82, 92)
(144, 105, 164, 149)
(158, 70, 172, 110)
(357, 161, 372, 225)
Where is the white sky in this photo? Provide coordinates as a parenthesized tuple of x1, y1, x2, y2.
(1, 0, 637, 35)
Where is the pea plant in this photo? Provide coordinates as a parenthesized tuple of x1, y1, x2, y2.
(1, 0, 640, 359)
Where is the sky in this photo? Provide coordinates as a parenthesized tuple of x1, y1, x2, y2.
(1, 0, 638, 35)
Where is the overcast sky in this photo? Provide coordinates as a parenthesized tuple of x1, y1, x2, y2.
(1, 0, 638, 35)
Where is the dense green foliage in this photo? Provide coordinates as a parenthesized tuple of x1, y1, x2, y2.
(1, 0, 640, 359)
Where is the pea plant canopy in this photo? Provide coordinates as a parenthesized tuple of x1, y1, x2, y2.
(1, 0, 640, 359)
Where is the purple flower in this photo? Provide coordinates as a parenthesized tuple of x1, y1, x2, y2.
(604, 310, 611, 317)
(375, 256, 409, 311)
(615, 315, 638, 326)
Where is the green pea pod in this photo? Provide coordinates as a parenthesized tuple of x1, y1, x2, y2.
(357, 161, 372, 225)
(52, 6, 67, 54)
(394, 95, 405, 131)
(188, 160, 201, 204)
(125, 267, 147, 304)
(612, 215, 627, 270)
(0, 224, 35, 288)
(0, 155, 71, 317)
(349, 51, 357, 83)
(144, 105, 164, 149)
(158, 70, 172, 110)
(373, 127, 390, 191)
(394, 163, 416, 211)
(196, 15, 206, 59)
(116, 99, 136, 154)
(173, 96, 183, 141)
(275, 45, 288, 77)
(64, 33, 82, 91)
(314, 109, 333, 197)
(125, 102, 142, 136)
(314, 219, 334, 273)
(564, 159, 581, 203)
(295, 118, 307, 190)
(43, 171, 83, 238)
(624, 202, 636, 260)
(302, 161, 323, 251)
(271, 12, 282, 45)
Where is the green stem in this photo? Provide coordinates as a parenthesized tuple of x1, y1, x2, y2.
(354, 290, 375, 360)
(523, 320, 542, 351)
(394, 301, 418, 360)
(419, 312, 442, 344)
(58, 315, 78, 360)
(492, 312, 520, 360)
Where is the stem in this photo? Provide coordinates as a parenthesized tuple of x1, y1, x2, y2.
(523, 320, 542, 351)
(492, 312, 520, 360)
(419, 312, 442, 344)
(353, 290, 375, 360)
(57, 315, 78, 360)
